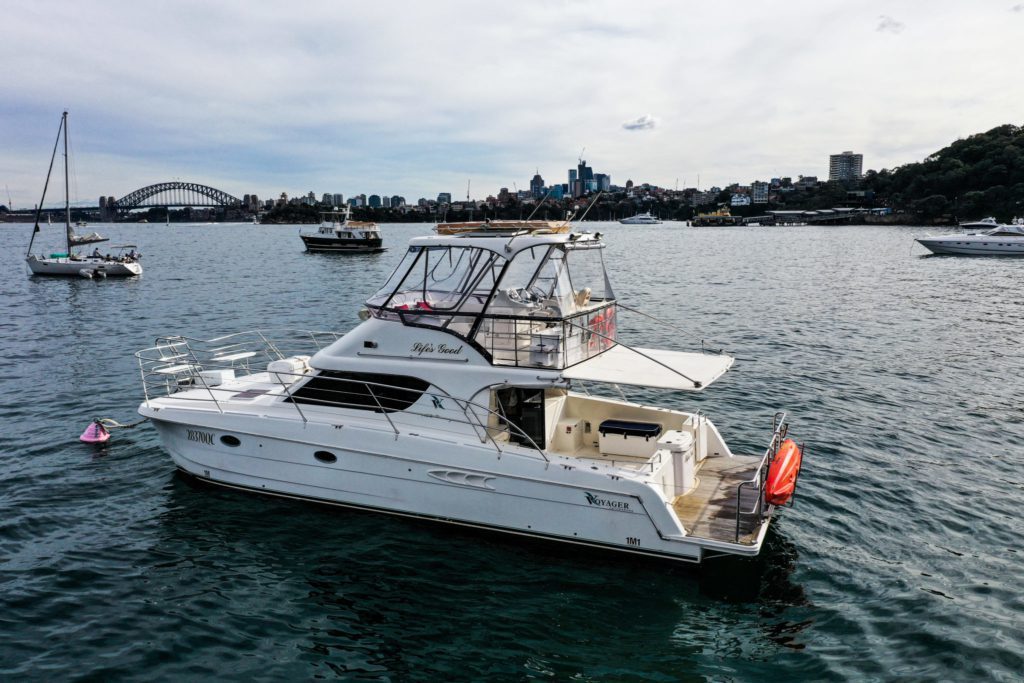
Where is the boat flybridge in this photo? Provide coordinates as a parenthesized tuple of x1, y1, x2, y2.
(136, 228, 803, 563)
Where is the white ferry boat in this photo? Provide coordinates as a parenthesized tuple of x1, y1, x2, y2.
(136, 228, 804, 563)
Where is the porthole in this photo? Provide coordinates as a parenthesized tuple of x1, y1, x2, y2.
(314, 450, 337, 464)
(220, 435, 241, 447)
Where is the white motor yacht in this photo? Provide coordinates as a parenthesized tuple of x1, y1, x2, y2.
(917, 223, 1024, 256)
(136, 228, 804, 563)
(619, 212, 662, 225)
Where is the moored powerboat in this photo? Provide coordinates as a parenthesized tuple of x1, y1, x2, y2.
(299, 208, 384, 253)
(917, 223, 1024, 256)
(619, 211, 662, 225)
(136, 229, 805, 564)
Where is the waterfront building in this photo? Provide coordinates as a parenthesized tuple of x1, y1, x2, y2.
(382, 196, 391, 208)
(332, 193, 344, 206)
(751, 181, 769, 204)
(437, 192, 452, 205)
(730, 194, 752, 207)
(595, 173, 611, 192)
(391, 195, 404, 208)
(829, 151, 863, 181)
(368, 194, 382, 208)
(322, 193, 332, 205)
(568, 169, 577, 195)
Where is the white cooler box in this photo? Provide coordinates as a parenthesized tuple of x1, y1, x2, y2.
(598, 420, 663, 458)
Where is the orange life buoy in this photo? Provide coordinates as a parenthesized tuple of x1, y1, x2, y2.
(765, 438, 802, 506)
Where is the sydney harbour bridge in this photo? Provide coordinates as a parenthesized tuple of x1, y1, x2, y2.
(95, 181, 255, 221)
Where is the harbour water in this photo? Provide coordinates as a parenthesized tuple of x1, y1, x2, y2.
(1, 222, 1022, 680)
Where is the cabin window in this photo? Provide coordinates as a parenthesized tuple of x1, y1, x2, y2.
(286, 371, 430, 413)
(220, 435, 241, 447)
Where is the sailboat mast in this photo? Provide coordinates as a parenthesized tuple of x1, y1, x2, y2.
(26, 111, 66, 258)
(63, 111, 72, 254)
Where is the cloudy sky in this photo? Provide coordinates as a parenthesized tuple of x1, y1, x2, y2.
(2, 0, 1022, 208)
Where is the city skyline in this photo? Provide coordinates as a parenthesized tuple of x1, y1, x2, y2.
(3, 1, 1022, 209)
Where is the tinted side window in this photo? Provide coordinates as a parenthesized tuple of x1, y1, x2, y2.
(286, 371, 430, 413)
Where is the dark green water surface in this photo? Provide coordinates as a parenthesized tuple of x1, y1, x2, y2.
(1, 222, 1021, 680)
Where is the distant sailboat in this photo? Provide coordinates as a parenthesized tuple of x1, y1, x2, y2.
(25, 111, 143, 278)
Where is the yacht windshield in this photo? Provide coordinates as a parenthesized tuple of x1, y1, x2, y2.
(366, 245, 505, 313)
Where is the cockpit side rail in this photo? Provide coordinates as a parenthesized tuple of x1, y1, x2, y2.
(135, 330, 548, 461)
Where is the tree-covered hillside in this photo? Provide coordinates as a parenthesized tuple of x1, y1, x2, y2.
(862, 124, 1024, 221)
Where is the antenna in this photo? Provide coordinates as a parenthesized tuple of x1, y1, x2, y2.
(466, 179, 471, 201)
(5, 185, 11, 210)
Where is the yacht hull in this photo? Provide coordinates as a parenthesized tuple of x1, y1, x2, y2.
(300, 234, 384, 253)
(145, 410, 764, 563)
(26, 255, 142, 276)
(917, 236, 1024, 256)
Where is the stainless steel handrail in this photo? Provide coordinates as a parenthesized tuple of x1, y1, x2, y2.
(734, 411, 788, 542)
(135, 328, 548, 461)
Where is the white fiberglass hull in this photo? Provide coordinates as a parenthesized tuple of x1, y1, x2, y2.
(143, 407, 764, 563)
(917, 235, 1024, 256)
(27, 255, 142, 276)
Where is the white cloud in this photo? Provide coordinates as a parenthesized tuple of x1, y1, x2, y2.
(876, 15, 906, 34)
(1012, 3, 1024, 11)
(0, 1, 1021, 205)
(623, 115, 658, 131)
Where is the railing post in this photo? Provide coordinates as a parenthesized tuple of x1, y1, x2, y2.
(366, 384, 400, 437)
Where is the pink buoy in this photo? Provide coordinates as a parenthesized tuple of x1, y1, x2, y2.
(80, 421, 110, 444)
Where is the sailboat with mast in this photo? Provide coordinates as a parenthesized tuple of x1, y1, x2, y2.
(25, 111, 142, 278)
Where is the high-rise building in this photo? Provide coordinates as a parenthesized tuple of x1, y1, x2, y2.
(530, 172, 545, 198)
(368, 194, 382, 208)
(332, 193, 344, 206)
(829, 151, 863, 181)
(322, 192, 332, 204)
(595, 173, 611, 192)
(437, 192, 452, 205)
(568, 169, 578, 196)
(391, 195, 404, 208)
(382, 196, 391, 208)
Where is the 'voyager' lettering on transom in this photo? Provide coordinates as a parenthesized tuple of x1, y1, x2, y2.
(584, 492, 631, 512)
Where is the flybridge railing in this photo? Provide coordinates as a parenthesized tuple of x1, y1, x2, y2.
(134, 328, 548, 461)
(734, 412, 790, 543)
(136, 328, 344, 402)
(386, 300, 618, 370)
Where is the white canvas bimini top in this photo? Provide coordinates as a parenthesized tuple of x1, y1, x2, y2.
(561, 345, 734, 391)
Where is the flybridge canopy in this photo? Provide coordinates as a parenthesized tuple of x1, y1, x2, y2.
(364, 232, 617, 369)
(561, 345, 734, 391)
